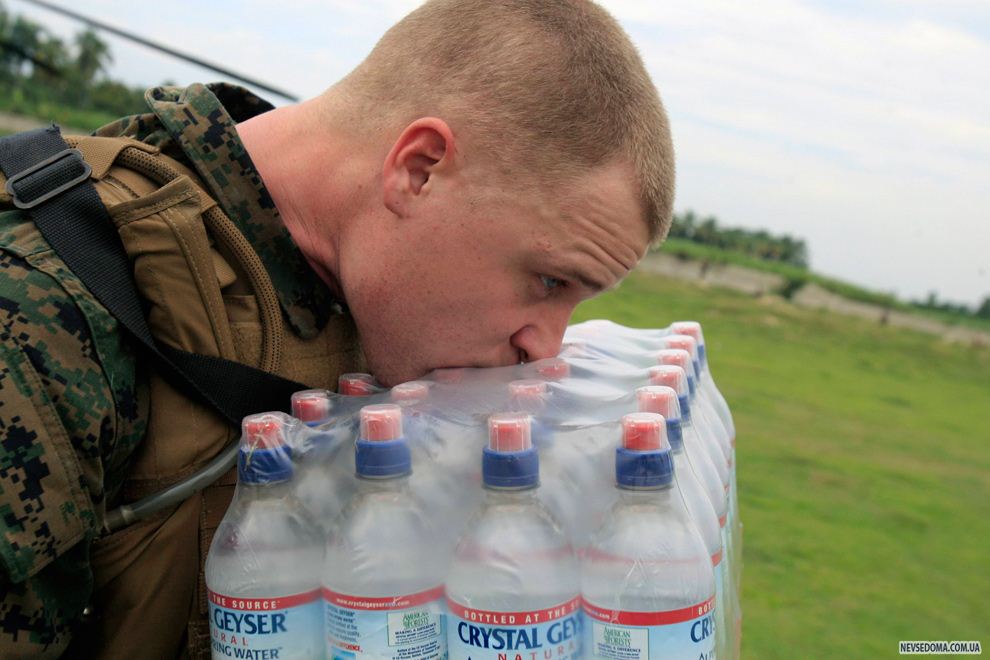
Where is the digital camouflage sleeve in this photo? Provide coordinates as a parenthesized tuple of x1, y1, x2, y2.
(0, 210, 147, 656)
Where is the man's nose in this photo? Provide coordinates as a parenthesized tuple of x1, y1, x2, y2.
(509, 308, 571, 363)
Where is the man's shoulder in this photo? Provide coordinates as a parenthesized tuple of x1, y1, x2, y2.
(1, 209, 113, 333)
(0, 207, 141, 417)
(92, 107, 174, 151)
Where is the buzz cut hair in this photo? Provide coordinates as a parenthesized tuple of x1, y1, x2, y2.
(339, 0, 675, 243)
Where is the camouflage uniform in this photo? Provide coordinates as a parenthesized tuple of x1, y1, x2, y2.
(0, 83, 337, 657)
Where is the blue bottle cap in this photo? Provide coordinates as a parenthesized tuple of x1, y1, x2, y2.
(238, 413, 294, 485)
(615, 413, 674, 489)
(483, 413, 539, 489)
(355, 404, 411, 478)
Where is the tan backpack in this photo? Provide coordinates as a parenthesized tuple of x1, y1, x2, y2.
(4, 134, 364, 658)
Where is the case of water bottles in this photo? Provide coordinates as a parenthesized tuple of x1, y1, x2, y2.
(206, 320, 743, 660)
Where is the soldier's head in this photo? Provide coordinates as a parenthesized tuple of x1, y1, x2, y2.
(301, 0, 673, 385)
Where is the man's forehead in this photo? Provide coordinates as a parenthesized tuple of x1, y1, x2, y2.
(556, 163, 649, 256)
(523, 196, 644, 299)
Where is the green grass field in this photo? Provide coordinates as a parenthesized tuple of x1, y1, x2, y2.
(572, 271, 990, 658)
(0, 97, 117, 134)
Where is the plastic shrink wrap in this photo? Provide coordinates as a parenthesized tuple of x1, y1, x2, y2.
(207, 320, 742, 660)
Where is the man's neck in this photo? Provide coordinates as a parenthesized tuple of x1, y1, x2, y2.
(237, 101, 367, 302)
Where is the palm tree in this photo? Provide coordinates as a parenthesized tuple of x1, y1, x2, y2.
(4, 14, 43, 77)
(74, 28, 110, 84)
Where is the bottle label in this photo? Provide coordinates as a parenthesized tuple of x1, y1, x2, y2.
(208, 589, 323, 659)
(323, 586, 447, 660)
(713, 552, 726, 655)
(447, 596, 582, 660)
(582, 596, 716, 660)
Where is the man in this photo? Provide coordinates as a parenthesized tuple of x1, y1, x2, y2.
(0, 0, 673, 656)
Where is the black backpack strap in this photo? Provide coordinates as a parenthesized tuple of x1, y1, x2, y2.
(0, 126, 309, 425)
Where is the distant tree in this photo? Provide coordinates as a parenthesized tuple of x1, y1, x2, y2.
(57, 29, 109, 106)
(668, 210, 696, 239)
(911, 291, 979, 318)
(977, 296, 990, 320)
(28, 33, 67, 88)
(90, 78, 146, 116)
(695, 216, 719, 246)
(73, 29, 110, 83)
(1, 7, 72, 96)
(665, 209, 811, 268)
(783, 236, 809, 269)
(0, 3, 13, 80)
(3, 14, 43, 77)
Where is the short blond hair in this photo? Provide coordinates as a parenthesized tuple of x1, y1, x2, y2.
(340, 0, 674, 243)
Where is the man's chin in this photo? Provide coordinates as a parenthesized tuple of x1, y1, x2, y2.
(363, 368, 405, 389)
(362, 344, 487, 387)
(362, 356, 431, 388)
(372, 363, 472, 388)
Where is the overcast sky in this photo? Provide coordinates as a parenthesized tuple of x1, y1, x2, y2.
(10, 0, 990, 306)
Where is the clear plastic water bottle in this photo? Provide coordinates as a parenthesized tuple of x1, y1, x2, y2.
(322, 404, 448, 660)
(661, 341, 738, 571)
(657, 348, 732, 473)
(395, 380, 484, 549)
(649, 365, 733, 656)
(661, 336, 714, 433)
(290, 389, 356, 534)
(446, 413, 582, 660)
(636, 385, 723, 563)
(649, 367, 730, 525)
(653, 355, 730, 501)
(663, 336, 737, 517)
(637, 387, 727, 660)
(206, 412, 325, 660)
(582, 413, 716, 660)
(670, 321, 735, 444)
(672, 321, 743, 660)
(510, 374, 612, 550)
(507, 379, 574, 541)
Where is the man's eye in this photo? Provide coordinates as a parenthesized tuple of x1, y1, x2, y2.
(540, 275, 565, 292)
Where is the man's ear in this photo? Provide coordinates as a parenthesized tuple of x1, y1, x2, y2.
(383, 117, 454, 217)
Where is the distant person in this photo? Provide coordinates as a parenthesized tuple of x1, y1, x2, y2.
(0, 0, 674, 656)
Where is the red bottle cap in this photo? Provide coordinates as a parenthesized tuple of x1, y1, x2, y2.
(488, 413, 532, 452)
(242, 413, 285, 448)
(664, 334, 698, 357)
(636, 386, 677, 418)
(671, 321, 703, 344)
(648, 365, 688, 396)
(536, 358, 570, 380)
(621, 413, 666, 451)
(509, 379, 548, 399)
(392, 381, 430, 402)
(291, 390, 331, 423)
(360, 404, 403, 441)
(657, 348, 691, 372)
(339, 373, 377, 396)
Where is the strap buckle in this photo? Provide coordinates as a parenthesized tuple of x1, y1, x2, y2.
(4, 148, 92, 210)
